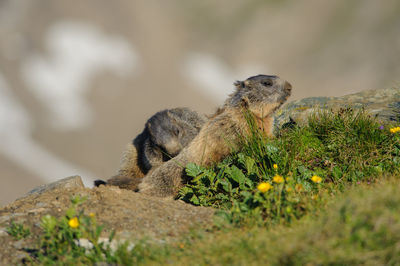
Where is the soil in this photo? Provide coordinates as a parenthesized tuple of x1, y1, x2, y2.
(0, 185, 214, 264)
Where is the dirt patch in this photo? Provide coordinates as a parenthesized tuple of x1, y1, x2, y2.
(0, 184, 214, 264)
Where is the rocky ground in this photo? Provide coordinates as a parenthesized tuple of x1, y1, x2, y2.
(274, 87, 400, 131)
(0, 176, 214, 264)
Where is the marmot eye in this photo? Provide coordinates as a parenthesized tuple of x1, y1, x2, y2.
(262, 80, 273, 87)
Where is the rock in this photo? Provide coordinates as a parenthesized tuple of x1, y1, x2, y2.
(27, 208, 47, 214)
(0, 213, 25, 224)
(0, 228, 7, 237)
(274, 87, 400, 131)
(25, 175, 84, 197)
(0, 216, 10, 224)
(76, 237, 135, 253)
(15, 252, 29, 261)
(12, 240, 25, 249)
(75, 238, 94, 250)
(35, 202, 48, 208)
(98, 237, 135, 253)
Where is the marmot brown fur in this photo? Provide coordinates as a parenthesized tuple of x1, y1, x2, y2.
(95, 108, 207, 190)
(138, 74, 292, 197)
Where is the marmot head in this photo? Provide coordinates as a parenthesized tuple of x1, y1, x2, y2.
(146, 109, 205, 158)
(227, 74, 292, 118)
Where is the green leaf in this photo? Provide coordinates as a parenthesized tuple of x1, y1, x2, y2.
(205, 169, 217, 184)
(332, 166, 343, 179)
(186, 163, 203, 177)
(237, 153, 246, 165)
(220, 179, 232, 193)
(41, 215, 57, 233)
(240, 191, 252, 199)
(245, 178, 254, 189)
(216, 193, 229, 201)
(244, 156, 256, 174)
(213, 210, 232, 225)
(70, 195, 87, 205)
(65, 207, 76, 219)
(190, 194, 200, 205)
(297, 165, 313, 179)
(265, 144, 279, 155)
(229, 165, 246, 186)
(239, 202, 250, 212)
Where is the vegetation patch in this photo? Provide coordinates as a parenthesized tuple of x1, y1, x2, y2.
(141, 180, 400, 265)
(6, 221, 31, 240)
(179, 108, 400, 224)
(19, 196, 138, 265)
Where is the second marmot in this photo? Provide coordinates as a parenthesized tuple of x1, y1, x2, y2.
(96, 107, 207, 190)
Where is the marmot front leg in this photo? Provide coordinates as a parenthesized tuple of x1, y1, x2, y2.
(138, 157, 187, 197)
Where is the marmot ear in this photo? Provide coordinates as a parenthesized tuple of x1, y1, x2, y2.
(240, 96, 250, 108)
(234, 80, 245, 89)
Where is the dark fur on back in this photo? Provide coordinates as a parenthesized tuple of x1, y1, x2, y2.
(94, 107, 206, 190)
(139, 108, 207, 173)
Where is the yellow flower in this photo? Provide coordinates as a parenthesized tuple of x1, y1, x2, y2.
(68, 217, 79, 228)
(390, 127, 400, 133)
(295, 184, 303, 192)
(273, 175, 284, 184)
(89, 212, 95, 218)
(257, 182, 272, 193)
(311, 175, 322, 183)
(286, 187, 293, 192)
(273, 164, 278, 170)
(285, 177, 291, 182)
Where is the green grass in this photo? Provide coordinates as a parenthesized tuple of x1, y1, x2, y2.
(179, 108, 400, 225)
(135, 179, 400, 265)
(13, 108, 400, 264)
(6, 221, 30, 240)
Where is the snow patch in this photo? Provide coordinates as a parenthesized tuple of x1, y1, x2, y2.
(0, 73, 95, 186)
(22, 21, 139, 130)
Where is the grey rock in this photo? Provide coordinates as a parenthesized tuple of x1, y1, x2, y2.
(26, 175, 84, 196)
(27, 207, 47, 214)
(15, 252, 29, 261)
(12, 240, 25, 249)
(274, 87, 400, 132)
(0, 216, 10, 224)
(35, 202, 48, 208)
(0, 213, 25, 224)
(76, 237, 135, 253)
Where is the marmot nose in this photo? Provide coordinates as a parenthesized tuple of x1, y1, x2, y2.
(284, 81, 292, 92)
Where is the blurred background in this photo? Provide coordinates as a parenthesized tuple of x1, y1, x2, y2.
(1, 0, 399, 206)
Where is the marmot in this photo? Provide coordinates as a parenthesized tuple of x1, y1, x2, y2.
(138, 74, 292, 197)
(95, 107, 207, 190)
